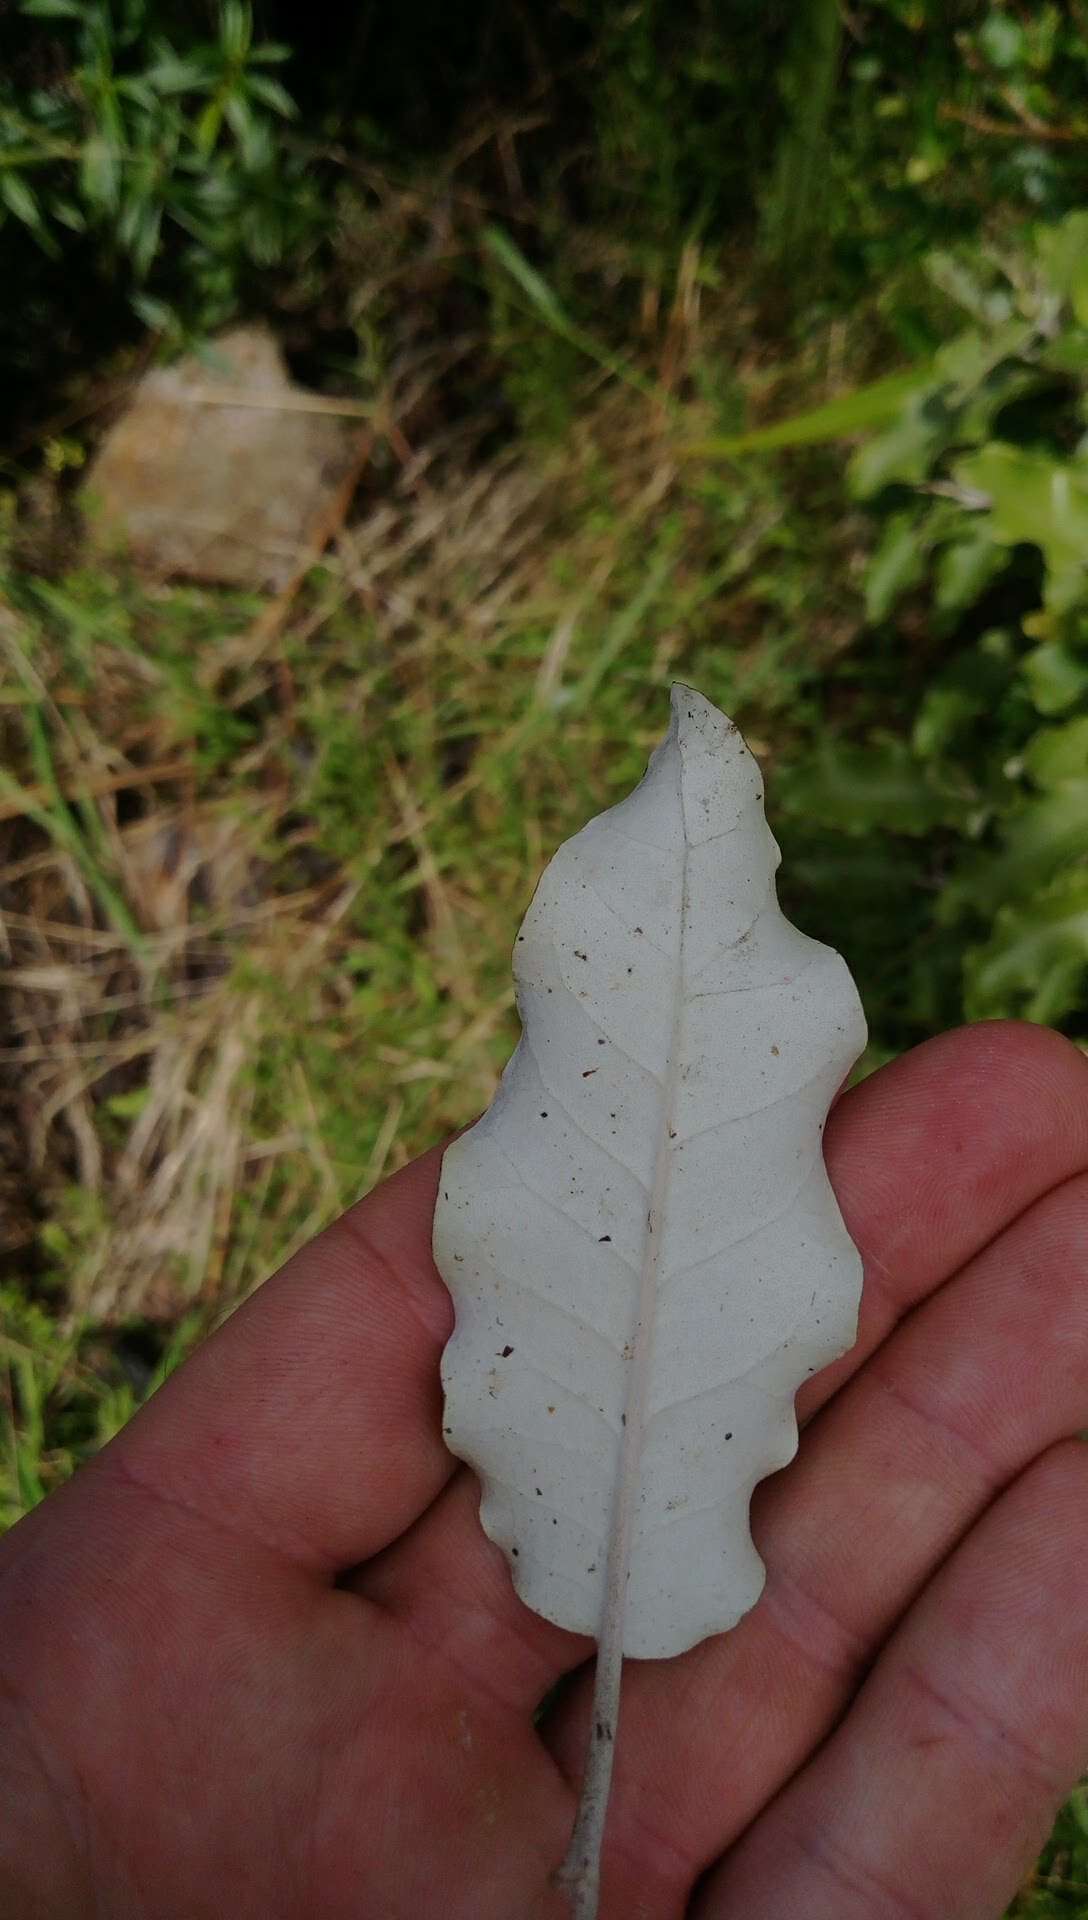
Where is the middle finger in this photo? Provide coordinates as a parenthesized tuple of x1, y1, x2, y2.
(541, 1168, 1088, 1912)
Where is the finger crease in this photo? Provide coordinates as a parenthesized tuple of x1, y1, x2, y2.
(603, 1797, 704, 1906)
(867, 1366, 1003, 1491)
(0, 1661, 90, 1890)
(782, 1808, 932, 1920)
(100, 1450, 307, 1573)
(759, 1560, 872, 1691)
(337, 1211, 451, 1350)
(898, 1658, 1068, 1800)
(381, 1583, 563, 1721)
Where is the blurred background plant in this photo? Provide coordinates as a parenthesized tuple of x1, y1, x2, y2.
(2, 0, 329, 404)
(1, 4, 1087, 1906)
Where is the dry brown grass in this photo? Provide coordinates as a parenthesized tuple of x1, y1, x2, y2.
(1, 328, 731, 1330)
(0, 248, 871, 1545)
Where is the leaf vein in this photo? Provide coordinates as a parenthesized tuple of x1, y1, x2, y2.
(547, 996, 667, 1086)
(574, 867, 674, 959)
(506, 1354, 623, 1437)
(662, 1154, 823, 1287)
(594, 822, 674, 856)
(522, 1031, 652, 1191)
(492, 1141, 642, 1274)
(673, 1062, 830, 1147)
(687, 951, 822, 1002)
(645, 1328, 806, 1431)
(686, 874, 777, 986)
(476, 1266, 627, 1359)
(483, 1468, 597, 1536)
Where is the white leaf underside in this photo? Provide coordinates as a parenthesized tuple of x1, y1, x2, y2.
(435, 687, 866, 1659)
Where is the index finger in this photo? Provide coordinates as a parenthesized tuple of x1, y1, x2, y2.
(83, 1021, 1088, 1584)
(97, 1143, 454, 1577)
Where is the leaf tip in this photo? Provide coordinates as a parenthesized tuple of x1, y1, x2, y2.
(669, 681, 742, 753)
(667, 683, 766, 834)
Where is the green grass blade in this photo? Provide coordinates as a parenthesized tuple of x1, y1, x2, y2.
(686, 364, 933, 458)
(2, 710, 146, 951)
(484, 225, 670, 409)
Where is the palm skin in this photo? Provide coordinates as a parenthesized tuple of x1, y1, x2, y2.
(2, 1022, 1088, 1920)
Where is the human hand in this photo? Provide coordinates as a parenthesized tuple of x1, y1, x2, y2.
(2, 1021, 1087, 1920)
